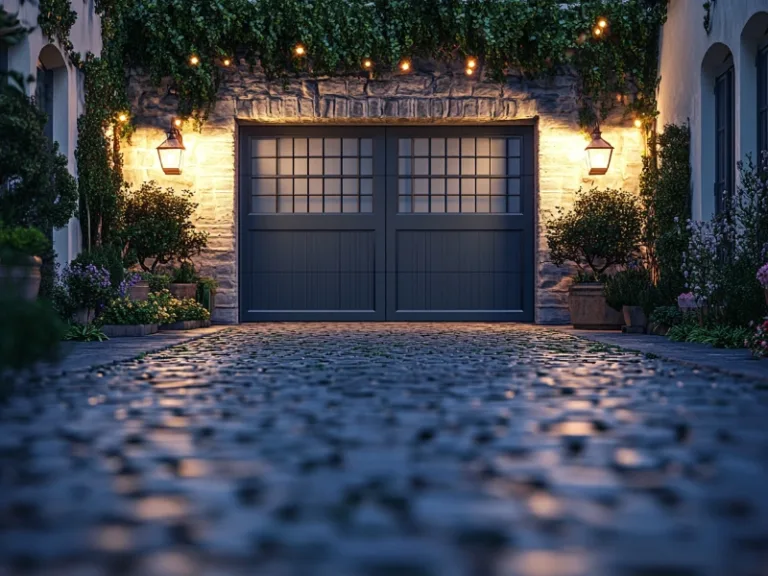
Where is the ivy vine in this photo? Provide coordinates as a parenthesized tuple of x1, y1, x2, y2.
(703, 1, 715, 34)
(38, 0, 77, 55)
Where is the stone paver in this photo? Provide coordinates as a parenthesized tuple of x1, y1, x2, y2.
(1, 324, 768, 576)
(554, 327, 768, 383)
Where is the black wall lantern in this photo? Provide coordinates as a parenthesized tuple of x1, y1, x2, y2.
(584, 126, 614, 175)
(157, 122, 185, 175)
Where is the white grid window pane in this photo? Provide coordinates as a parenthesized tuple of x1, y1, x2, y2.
(360, 196, 373, 213)
(324, 158, 341, 175)
(325, 138, 341, 156)
(278, 138, 293, 157)
(254, 139, 276, 156)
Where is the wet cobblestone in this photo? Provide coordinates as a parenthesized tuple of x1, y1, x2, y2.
(1, 324, 768, 576)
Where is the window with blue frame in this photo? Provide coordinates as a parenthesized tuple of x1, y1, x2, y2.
(758, 45, 768, 159)
(714, 66, 735, 215)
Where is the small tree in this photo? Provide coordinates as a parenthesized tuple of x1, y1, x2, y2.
(546, 187, 643, 280)
(121, 181, 208, 272)
(0, 91, 78, 231)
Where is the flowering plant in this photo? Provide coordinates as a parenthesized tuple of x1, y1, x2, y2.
(60, 263, 115, 310)
(167, 298, 210, 322)
(676, 292, 701, 309)
(101, 289, 174, 325)
(745, 318, 768, 358)
(117, 272, 143, 297)
(758, 263, 768, 289)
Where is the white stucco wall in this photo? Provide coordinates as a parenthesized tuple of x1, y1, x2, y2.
(658, 0, 768, 220)
(4, 0, 102, 266)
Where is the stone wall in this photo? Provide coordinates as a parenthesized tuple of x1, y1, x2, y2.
(123, 62, 645, 324)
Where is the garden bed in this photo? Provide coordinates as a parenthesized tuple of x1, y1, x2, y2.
(159, 319, 211, 331)
(101, 324, 158, 338)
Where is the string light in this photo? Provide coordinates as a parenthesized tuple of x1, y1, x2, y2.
(363, 59, 373, 69)
(634, 118, 643, 128)
(466, 57, 477, 69)
(597, 17, 608, 29)
(189, 55, 199, 65)
(399, 60, 411, 72)
(593, 27, 602, 37)
(294, 44, 306, 56)
(117, 113, 128, 123)
(174, 118, 182, 127)
(465, 67, 474, 76)
(223, 58, 231, 66)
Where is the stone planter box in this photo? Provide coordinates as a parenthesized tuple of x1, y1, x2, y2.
(128, 281, 150, 301)
(101, 324, 158, 338)
(170, 283, 197, 300)
(568, 283, 623, 330)
(0, 255, 42, 301)
(159, 319, 211, 331)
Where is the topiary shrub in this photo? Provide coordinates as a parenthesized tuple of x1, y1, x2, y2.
(546, 187, 643, 281)
(120, 181, 208, 272)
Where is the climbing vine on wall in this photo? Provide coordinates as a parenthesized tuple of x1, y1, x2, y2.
(38, 0, 78, 55)
(50, 0, 669, 211)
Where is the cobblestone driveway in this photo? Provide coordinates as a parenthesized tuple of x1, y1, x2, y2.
(2, 324, 768, 576)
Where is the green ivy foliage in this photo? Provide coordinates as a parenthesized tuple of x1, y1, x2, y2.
(38, 0, 78, 55)
(107, 0, 667, 124)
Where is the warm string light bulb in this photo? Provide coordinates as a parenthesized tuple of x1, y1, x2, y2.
(465, 67, 474, 76)
(598, 18, 608, 29)
(117, 113, 128, 123)
(189, 55, 199, 65)
(466, 57, 477, 69)
(223, 58, 231, 66)
(634, 118, 643, 128)
(593, 27, 602, 37)
(363, 59, 373, 69)
(399, 60, 411, 72)
(294, 44, 306, 56)
(174, 118, 182, 127)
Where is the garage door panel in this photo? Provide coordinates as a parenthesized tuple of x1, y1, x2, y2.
(393, 229, 525, 312)
(243, 230, 379, 314)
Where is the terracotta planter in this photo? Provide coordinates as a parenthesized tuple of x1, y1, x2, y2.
(568, 283, 623, 330)
(128, 281, 150, 301)
(101, 324, 158, 337)
(622, 305, 647, 330)
(0, 255, 42, 301)
(169, 283, 196, 300)
(73, 308, 96, 325)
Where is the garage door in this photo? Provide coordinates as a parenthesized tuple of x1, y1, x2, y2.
(239, 125, 534, 321)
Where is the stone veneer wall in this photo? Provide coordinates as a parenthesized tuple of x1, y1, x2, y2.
(123, 63, 645, 324)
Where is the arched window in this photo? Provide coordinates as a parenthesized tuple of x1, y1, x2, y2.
(714, 64, 735, 214)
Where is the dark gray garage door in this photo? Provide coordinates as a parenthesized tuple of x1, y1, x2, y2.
(239, 125, 534, 321)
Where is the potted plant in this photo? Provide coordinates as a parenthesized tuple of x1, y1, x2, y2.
(0, 226, 50, 301)
(758, 263, 768, 306)
(160, 297, 211, 330)
(197, 276, 218, 315)
(546, 188, 643, 330)
(604, 267, 657, 333)
(99, 290, 173, 337)
(169, 261, 198, 300)
(120, 181, 208, 278)
(60, 262, 115, 325)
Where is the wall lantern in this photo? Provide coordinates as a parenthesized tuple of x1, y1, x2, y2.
(584, 126, 614, 175)
(156, 122, 185, 175)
